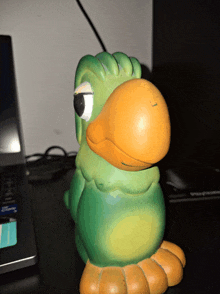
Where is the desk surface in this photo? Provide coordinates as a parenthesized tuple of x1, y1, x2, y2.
(1, 169, 220, 294)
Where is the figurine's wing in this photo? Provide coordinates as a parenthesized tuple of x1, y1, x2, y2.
(64, 168, 85, 222)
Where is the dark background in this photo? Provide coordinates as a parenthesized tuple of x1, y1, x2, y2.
(151, 0, 220, 169)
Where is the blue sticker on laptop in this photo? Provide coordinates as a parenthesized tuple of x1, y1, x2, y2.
(0, 205, 18, 248)
(0, 219, 17, 248)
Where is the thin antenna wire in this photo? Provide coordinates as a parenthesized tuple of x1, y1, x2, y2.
(76, 0, 107, 52)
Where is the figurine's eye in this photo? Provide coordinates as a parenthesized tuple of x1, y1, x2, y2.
(73, 82, 94, 122)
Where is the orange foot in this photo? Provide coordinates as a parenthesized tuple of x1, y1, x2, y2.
(80, 241, 186, 294)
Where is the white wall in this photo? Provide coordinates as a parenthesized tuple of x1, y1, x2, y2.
(0, 0, 152, 156)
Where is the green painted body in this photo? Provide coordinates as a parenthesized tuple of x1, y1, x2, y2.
(64, 52, 166, 268)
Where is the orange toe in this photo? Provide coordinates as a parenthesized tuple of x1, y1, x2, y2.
(123, 264, 150, 294)
(80, 260, 102, 294)
(160, 241, 186, 268)
(138, 258, 168, 294)
(99, 267, 127, 294)
(151, 248, 183, 287)
(80, 262, 127, 294)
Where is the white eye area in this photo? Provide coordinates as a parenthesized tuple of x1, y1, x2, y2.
(74, 82, 94, 122)
(80, 93, 93, 122)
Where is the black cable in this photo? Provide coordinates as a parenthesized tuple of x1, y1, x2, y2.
(25, 146, 77, 181)
(76, 0, 107, 52)
(25, 146, 77, 163)
(44, 145, 68, 158)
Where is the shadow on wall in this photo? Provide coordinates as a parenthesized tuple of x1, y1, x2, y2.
(150, 62, 220, 168)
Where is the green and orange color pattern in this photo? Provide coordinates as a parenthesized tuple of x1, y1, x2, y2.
(64, 52, 185, 294)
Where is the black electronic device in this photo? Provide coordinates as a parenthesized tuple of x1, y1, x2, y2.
(0, 35, 37, 274)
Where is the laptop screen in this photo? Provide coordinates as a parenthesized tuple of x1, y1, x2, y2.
(0, 36, 24, 165)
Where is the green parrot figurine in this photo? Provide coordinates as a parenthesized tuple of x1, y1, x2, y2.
(64, 52, 185, 294)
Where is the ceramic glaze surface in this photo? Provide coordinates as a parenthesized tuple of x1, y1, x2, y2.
(64, 52, 185, 294)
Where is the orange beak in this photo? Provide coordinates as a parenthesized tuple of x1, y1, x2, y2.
(86, 79, 171, 171)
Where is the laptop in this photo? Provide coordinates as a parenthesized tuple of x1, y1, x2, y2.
(0, 35, 37, 274)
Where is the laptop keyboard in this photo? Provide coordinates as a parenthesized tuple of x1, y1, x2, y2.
(0, 168, 18, 249)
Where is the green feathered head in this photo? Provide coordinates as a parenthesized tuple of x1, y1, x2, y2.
(73, 52, 142, 145)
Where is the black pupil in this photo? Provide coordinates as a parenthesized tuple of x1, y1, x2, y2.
(74, 93, 85, 117)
